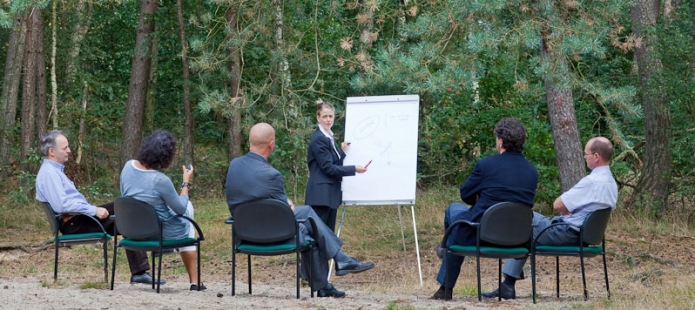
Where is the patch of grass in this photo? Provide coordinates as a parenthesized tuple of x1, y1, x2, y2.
(80, 281, 109, 289)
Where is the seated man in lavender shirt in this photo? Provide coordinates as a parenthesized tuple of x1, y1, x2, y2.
(35, 130, 162, 285)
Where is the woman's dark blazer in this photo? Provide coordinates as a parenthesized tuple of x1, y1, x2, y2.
(305, 127, 356, 209)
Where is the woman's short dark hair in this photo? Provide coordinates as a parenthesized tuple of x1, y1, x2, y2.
(137, 129, 177, 170)
(494, 118, 527, 153)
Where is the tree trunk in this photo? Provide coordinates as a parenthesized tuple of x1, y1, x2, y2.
(177, 0, 194, 164)
(541, 36, 586, 192)
(0, 13, 28, 177)
(35, 9, 48, 140)
(64, 0, 93, 86)
(76, 82, 89, 164)
(120, 0, 157, 166)
(20, 8, 41, 169)
(50, 0, 59, 128)
(144, 36, 158, 135)
(226, 7, 242, 160)
(631, 0, 672, 212)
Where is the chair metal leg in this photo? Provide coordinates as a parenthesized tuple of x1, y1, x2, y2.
(110, 244, 118, 290)
(196, 244, 201, 290)
(156, 249, 163, 293)
(102, 240, 109, 283)
(602, 252, 610, 298)
(531, 253, 537, 304)
(555, 256, 560, 298)
(53, 240, 59, 281)
(231, 226, 235, 296)
(151, 252, 156, 290)
(476, 254, 482, 301)
(231, 248, 236, 296)
(580, 253, 588, 300)
(247, 254, 252, 294)
(497, 259, 502, 301)
(296, 250, 300, 299)
(308, 247, 314, 298)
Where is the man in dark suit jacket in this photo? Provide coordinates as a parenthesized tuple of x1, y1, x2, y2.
(431, 118, 539, 300)
(225, 122, 374, 298)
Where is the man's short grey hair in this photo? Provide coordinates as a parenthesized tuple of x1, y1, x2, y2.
(39, 130, 65, 157)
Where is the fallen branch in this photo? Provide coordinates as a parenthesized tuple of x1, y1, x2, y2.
(0, 240, 53, 253)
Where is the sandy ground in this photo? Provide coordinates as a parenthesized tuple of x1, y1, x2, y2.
(0, 276, 539, 310)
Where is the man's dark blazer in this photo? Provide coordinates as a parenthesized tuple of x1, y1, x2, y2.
(451, 151, 538, 246)
(226, 151, 288, 213)
(304, 127, 355, 209)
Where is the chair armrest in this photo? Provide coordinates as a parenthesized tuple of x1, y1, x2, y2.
(166, 214, 206, 241)
(440, 219, 479, 247)
(58, 211, 110, 235)
(225, 217, 233, 225)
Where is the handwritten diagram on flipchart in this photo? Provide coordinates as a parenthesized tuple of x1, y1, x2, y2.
(342, 95, 420, 205)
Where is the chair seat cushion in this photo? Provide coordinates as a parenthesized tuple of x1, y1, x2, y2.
(120, 237, 197, 248)
(238, 241, 311, 253)
(449, 245, 529, 257)
(56, 232, 112, 242)
(535, 245, 603, 255)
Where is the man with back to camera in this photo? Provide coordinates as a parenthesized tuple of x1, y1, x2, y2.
(225, 122, 375, 298)
(35, 130, 163, 285)
(481, 136, 618, 299)
(431, 118, 539, 300)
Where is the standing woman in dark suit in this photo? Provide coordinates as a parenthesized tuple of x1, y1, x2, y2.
(305, 100, 367, 231)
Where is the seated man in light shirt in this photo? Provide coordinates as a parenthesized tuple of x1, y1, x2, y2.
(35, 130, 162, 285)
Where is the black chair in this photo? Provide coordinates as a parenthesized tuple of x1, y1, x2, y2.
(110, 197, 204, 293)
(442, 202, 533, 301)
(39, 202, 112, 282)
(531, 208, 612, 303)
(227, 199, 316, 299)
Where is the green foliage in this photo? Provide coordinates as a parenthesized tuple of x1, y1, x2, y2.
(0, 0, 693, 211)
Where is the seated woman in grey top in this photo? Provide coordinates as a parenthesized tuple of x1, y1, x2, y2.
(119, 129, 205, 291)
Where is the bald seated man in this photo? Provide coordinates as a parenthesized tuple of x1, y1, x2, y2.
(482, 136, 619, 300)
(225, 122, 375, 298)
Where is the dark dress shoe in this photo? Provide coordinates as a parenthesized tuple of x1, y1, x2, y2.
(435, 244, 445, 259)
(481, 282, 516, 299)
(190, 283, 207, 291)
(335, 257, 375, 276)
(130, 272, 166, 285)
(317, 284, 346, 298)
(430, 286, 452, 300)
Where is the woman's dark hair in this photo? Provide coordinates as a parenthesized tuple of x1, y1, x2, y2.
(494, 118, 527, 152)
(137, 129, 177, 170)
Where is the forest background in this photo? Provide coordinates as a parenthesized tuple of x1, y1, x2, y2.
(0, 0, 693, 220)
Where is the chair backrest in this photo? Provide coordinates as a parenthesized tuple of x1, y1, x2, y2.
(232, 199, 297, 244)
(114, 197, 160, 240)
(39, 202, 60, 236)
(581, 208, 612, 245)
(479, 202, 533, 246)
